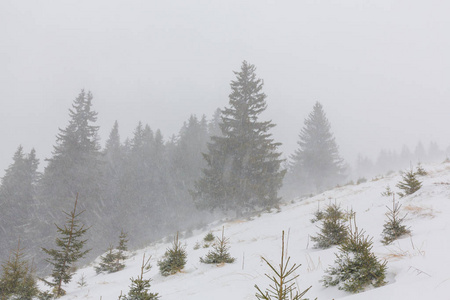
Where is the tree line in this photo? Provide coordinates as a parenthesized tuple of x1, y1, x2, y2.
(3, 60, 432, 285)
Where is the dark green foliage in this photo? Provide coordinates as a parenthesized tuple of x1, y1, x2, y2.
(37, 291, 54, 300)
(311, 203, 347, 249)
(123, 254, 158, 300)
(200, 227, 235, 264)
(95, 245, 125, 274)
(381, 196, 411, 245)
(193, 61, 286, 215)
(157, 233, 187, 276)
(289, 102, 346, 193)
(323, 218, 387, 293)
(0, 241, 39, 300)
(96, 230, 129, 274)
(203, 232, 215, 243)
(397, 169, 422, 198)
(255, 231, 312, 300)
(41, 195, 90, 298)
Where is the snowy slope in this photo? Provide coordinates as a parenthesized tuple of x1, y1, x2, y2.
(44, 162, 450, 300)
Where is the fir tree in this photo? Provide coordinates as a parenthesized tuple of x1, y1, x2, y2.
(255, 231, 312, 300)
(102, 121, 126, 223)
(157, 233, 187, 276)
(173, 114, 209, 189)
(117, 229, 129, 260)
(200, 227, 235, 264)
(193, 61, 285, 215)
(0, 240, 39, 300)
(0, 146, 40, 262)
(41, 195, 90, 297)
(39, 90, 103, 230)
(123, 254, 158, 300)
(95, 245, 125, 274)
(397, 169, 422, 198)
(323, 217, 387, 293)
(207, 108, 223, 138)
(203, 232, 215, 243)
(381, 196, 411, 245)
(311, 203, 347, 249)
(289, 102, 346, 193)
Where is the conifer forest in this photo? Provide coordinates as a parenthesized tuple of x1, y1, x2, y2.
(2, 1, 450, 299)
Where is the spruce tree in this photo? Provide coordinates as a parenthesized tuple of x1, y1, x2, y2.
(323, 217, 387, 293)
(381, 196, 410, 245)
(39, 90, 103, 233)
(200, 227, 235, 264)
(41, 195, 90, 297)
(120, 122, 173, 240)
(117, 229, 129, 260)
(311, 203, 347, 249)
(289, 102, 346, 193)
(123, 254, 158, 300)
(0, 146, 40, 262)
(396, 169, 422, 198)
(157, 233, 187, 276)
(255, 231, 312, 300)
(0, 240, 39, 300)
(95, 245, 125, 274)
(193, 61, 285, 215)
(102, 121, 126, 228)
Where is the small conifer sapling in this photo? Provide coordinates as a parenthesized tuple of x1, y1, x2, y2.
(95, 245, 125, 274)
(157, 233, 187, 276)
(0, 240, 39, 299)
(323, 217, 387, 293)
(255, 231, 312, 300)
(203, 232, 215, 242)
(41, 194, 90, 297)
(381, 185, 393, 197)
(311, 203, 347, 249)
(310, 203, 324, 223)
(123, 254, 158, 300)
(415, 163, 427, 176)
(397, 169, 422, 198)
(381, 196, 411, 245)
(200, 227, 235, 264)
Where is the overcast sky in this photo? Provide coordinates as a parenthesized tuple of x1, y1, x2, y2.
(1, 0, 450, 176)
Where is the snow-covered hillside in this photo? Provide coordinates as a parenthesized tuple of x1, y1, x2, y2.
(45, 162, 450, 299)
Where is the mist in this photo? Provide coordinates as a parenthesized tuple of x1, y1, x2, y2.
(1, 0, 450, 177)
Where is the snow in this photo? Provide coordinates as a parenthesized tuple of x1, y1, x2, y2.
(42, 162, 450, 299)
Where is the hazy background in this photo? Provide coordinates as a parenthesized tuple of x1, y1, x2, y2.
(1, 0, 449, 176)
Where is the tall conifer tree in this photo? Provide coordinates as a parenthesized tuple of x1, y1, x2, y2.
(39, 90, 103, 214)
(0, 146, 40, 262)
(290, 102, 345, 193)
(193, 61, 285, 215)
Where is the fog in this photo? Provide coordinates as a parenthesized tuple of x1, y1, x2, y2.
(1, 0, 450, 176)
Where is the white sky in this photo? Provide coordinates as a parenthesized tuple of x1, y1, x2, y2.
(1, 0, 450, 176)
